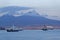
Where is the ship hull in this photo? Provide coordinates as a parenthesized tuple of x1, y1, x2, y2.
(7, 30, 19, 32)
(41, 29, 48, 31)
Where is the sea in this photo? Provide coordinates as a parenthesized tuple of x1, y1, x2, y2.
(0, 29, 60, 40)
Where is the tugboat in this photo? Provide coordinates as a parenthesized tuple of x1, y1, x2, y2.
(41, 25, 53, 31)
(41, 25, 48, 31)
(6, 25, 23, 32)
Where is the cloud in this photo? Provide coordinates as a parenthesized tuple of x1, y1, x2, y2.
(0, 0, 60, 20)
(36, 8, 60, 20)
(0, 0, 60, 8)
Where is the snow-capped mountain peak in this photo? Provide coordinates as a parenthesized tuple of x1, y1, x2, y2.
(0, 7, 40, 17)
(0, 6, 60, 21)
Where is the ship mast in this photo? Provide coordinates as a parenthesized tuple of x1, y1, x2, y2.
(12, 25, 15, 30)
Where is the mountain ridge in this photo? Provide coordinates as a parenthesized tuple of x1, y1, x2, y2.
(0, 6, 60, 26)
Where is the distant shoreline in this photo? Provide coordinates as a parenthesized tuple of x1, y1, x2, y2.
(0, 26, 60, 30)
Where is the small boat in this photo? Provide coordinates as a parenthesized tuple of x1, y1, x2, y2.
(6, 25, 23, 32)
(41, 25, 54, 31)
(7, 29, 19, 32)
(41, 28, 48, 31)
(41, 25, 48, 31)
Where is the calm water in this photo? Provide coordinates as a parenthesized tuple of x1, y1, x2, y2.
(0, 30, 60, 40)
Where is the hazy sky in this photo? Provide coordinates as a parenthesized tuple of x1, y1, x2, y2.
(0, 0, 60, 8)
(0, 0, 60, 20)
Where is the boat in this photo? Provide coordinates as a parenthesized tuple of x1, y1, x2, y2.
(41, 25, 53, 31)
(6, 25, 23, 32)
(41, 25, 48, 31)
(7, 29, 19, 32)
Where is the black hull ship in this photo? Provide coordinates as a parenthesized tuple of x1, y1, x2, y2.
(41, 28, 48, 31)
(6, 25, 23, 32)
(7, 29, 19, 32)
(41, 25, 53, 31)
